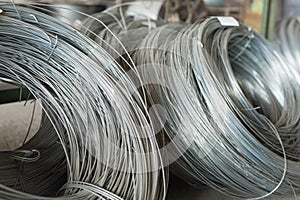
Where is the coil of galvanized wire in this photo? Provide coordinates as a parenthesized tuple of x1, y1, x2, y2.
(0, 3, 167, 200)
(276, 17, 300, 73)
(80, 12, 300, 199)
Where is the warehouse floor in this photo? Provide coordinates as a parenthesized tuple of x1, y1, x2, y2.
(0, 101, 298, 200)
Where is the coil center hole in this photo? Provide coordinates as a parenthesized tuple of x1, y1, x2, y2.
(0, 80, 42, 152)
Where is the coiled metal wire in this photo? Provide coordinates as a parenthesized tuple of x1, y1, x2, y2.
(0, 3, 166, 200)
(276, 17, 300, 73)
(1, 2, 300, 200)
(80, 12, 300, 199)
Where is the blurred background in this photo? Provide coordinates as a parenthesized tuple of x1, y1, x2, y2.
(5, 0, 299, 41)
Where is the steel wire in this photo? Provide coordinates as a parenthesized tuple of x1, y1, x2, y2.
(276, 17, 300, 73)
(0, 3, 166, 200)
(80, 13, 300, 199)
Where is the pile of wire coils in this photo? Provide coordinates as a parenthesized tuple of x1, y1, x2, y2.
(0, 2, 299, 200)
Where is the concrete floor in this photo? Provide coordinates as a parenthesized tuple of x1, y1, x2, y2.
(0, 101, 298, 199)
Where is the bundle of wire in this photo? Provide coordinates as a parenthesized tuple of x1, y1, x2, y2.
(276, 17, 300, 73)
(0, 3, 167, 200)
(80, 12, 300, 199)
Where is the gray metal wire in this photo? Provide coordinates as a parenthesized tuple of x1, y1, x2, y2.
(276, 18, 300, 74)
(0, 3, 166, 200)
(80, 13, 300, 199)
(1, 2, 300, 199)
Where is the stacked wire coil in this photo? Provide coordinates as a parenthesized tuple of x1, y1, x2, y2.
(0, 3, 166, 200)
(80, 12, 300, 199)
(0, 2, 300, 200)
(276, 17, 300, 73)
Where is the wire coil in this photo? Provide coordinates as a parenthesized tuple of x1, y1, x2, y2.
(0, 3, 166, 200)
(80, 12, 300, 199)
(0, 2, 300, 200)
(276, 17, 300, 73)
